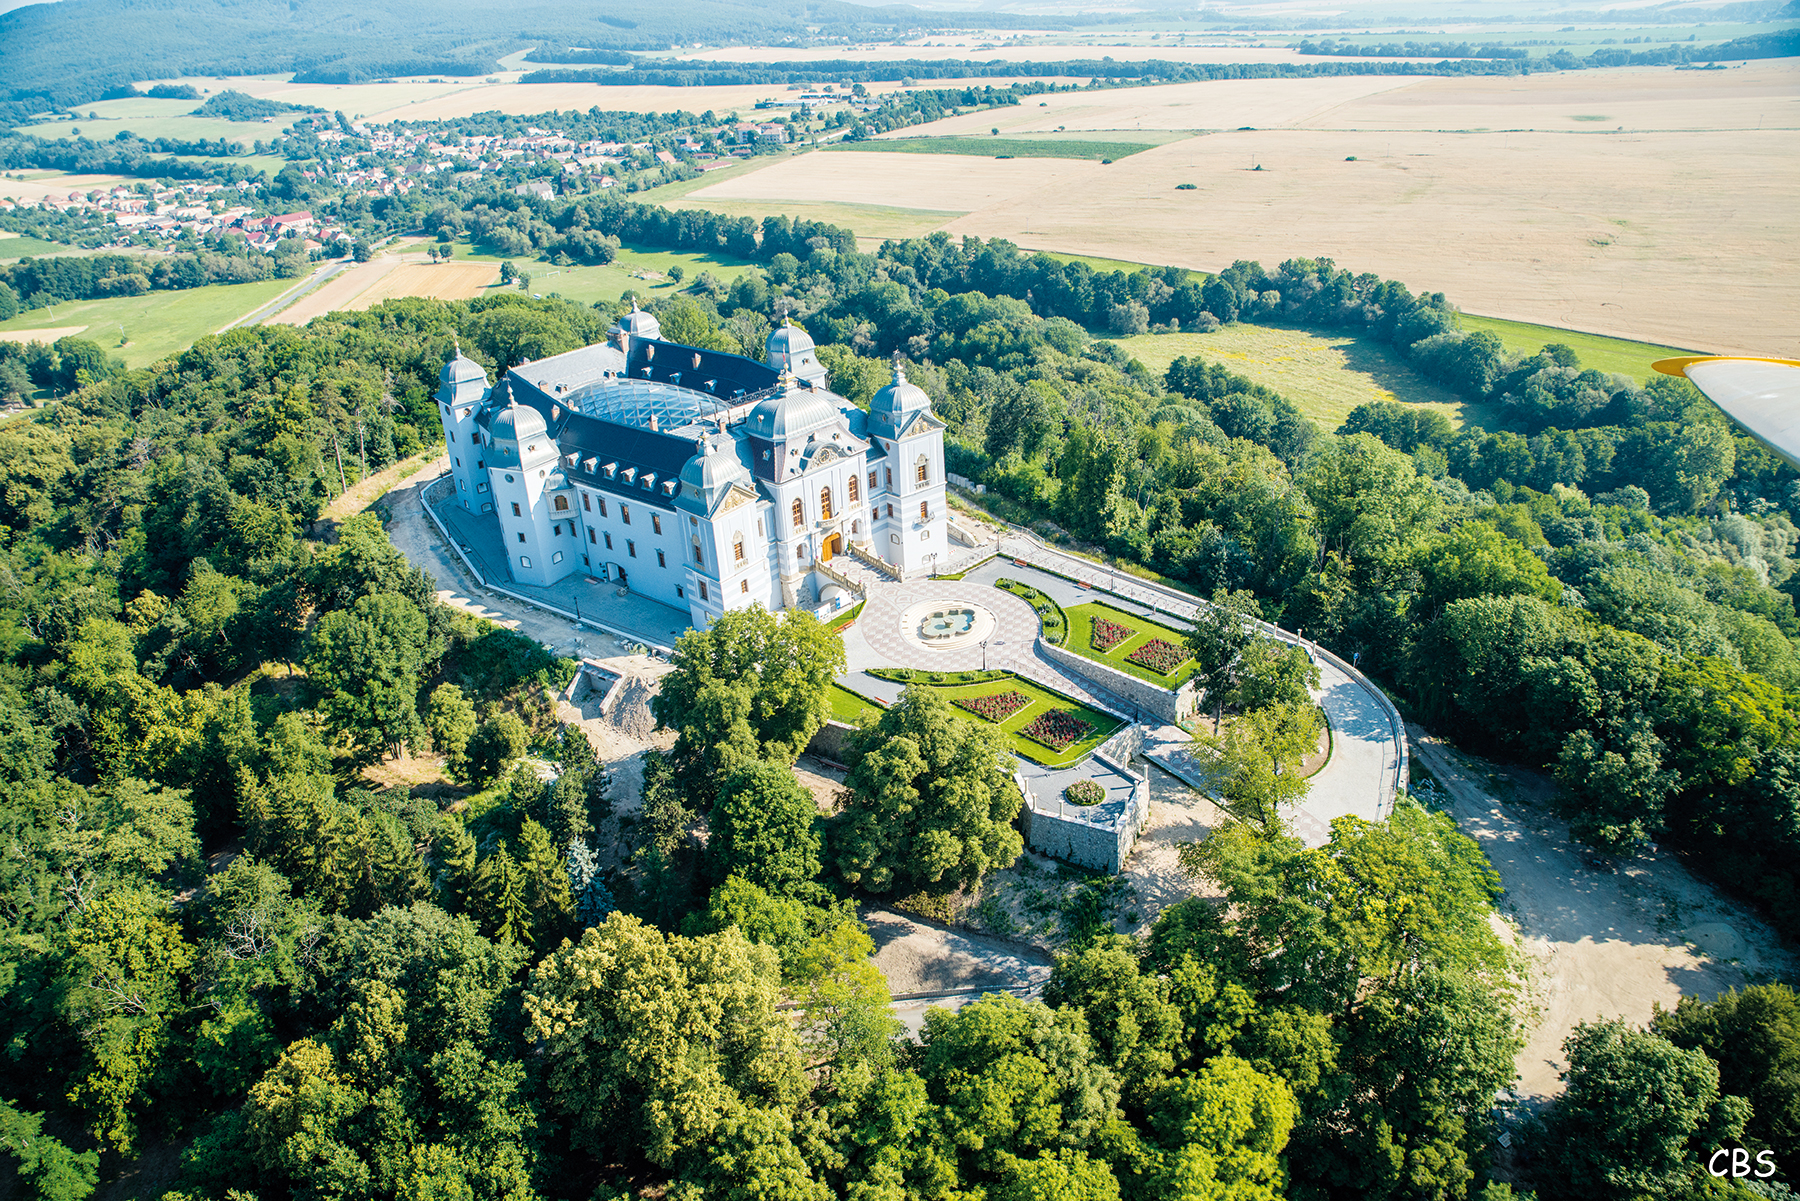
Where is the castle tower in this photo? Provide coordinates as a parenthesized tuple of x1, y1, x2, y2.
(437, 345, 490, 511)
(868, 362, 947, 578)
(479, 394, 575, 588)
(765, 318, 828, 388)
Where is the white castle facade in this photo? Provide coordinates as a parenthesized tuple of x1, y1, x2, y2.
(434, 308, 948, 628)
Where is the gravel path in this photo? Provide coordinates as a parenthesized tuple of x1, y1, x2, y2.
(1410, 728, 1796, 1101)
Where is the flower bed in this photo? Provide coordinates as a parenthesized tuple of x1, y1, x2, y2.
(1090, 616, 1134, 653)
(955, 691, 1031, 723)
(1021, 709, 1095, 751)
(1125, 638, 1190, 676)
(1063, 778, 1105, 806)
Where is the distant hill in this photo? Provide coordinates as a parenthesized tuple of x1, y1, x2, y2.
(0, 0, 1056, 117)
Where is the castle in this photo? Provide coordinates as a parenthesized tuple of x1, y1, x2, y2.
(434, 308, 948, 628)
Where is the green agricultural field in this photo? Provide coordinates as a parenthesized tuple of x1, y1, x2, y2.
(18, 110, 304, 149)
(666, 197, 964, 245)
(1456, 313, 1703, 383)
(635, 159, 774, 203)
(447, 238, 757, 307)
(1032, 249, 1173, 276)
(828, 137, 1156, 161)
(1065, 601, 1198, 688)
(926, 675, 1121, 768)
(1118, 323, 1502, 433)
(0, 277, 293, 368)
(0, 236, 85, 260)
(1000, 130, 1191, 146)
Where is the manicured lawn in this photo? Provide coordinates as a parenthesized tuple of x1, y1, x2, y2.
(827, 600, 865, 633)
(1456, 313, 1703, 383)
(827, 137, 1157, 161)
(828, 683, 885, 725)
(925, 675, 1121, 768)
(0, 276, 295, 367)
(447, 237, 757, 306)
(1065, 601, 1198, 688)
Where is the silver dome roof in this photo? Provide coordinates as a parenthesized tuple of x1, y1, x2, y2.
(748, 375, 840, 440)
(766, 319, 815, 357)
(487, 400, 547, 442)
(871, 364, 930, 420)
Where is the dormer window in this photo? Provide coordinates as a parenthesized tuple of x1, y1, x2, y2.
(640, 473, 655, 491)
(663, 480, 678, 495)
(603, 463, 617, 479)
(621, 467, 637, 484)
(583, 457, 598, 473)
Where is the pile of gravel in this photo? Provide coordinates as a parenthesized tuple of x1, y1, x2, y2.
(607, 675, 665, 744)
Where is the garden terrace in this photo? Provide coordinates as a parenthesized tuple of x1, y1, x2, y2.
(1064, 602, 1198, 687)
(920, 674, 1121, 768)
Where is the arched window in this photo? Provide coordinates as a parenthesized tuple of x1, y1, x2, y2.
(733, 536, 745, 563)
(791, 498, 804, 529)
(848, 474, 859, 502)
(819, 487, 833, 520)
(554, 495, 569, 511)
(915, 456, 929, 485)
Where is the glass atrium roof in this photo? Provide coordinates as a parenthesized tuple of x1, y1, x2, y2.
(558, 377, 778, 432)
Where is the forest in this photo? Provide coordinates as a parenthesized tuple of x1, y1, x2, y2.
(3, 193, 1800, 1198)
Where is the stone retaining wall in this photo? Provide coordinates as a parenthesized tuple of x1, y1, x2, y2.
(807, 720, 857, 765)
(1014, 764, 1150, 873)
(1039, 641, 1199, 725)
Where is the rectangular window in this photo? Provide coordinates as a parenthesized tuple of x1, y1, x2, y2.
(604, 533, 613, 549)
(521, 556, 532, 568)
(733, 539, 745, 563)
(583, 494, 591, 511)
(791, 499, 804, 529)
(621, 504, 631, 525)
(511, 502, 521, 516)
(477, 461, 484, 469)
(886, 504, 894, 518)
(599, 498, 608, 517)
(588, 529, 596, 544)
(699, 582, 709, 602)
(553, 524, 561, 536)
(657, 549, 666, 567)
(454, 457, 460, 467)
(916, 461, 928, 484)
(693, 543, 704, 564)
(478, 482, 488, 493)
(652, 514, 662, 535)
(919, 501, 929, 520)
(517, 532, 526, 543)
(627, 541, 636, 557)
(757, 518, 764, 536)
(449, 430, 456, 443)
(551, 551, 563, 564)
(885, 467, 892, 489)
(740, 579, 749, 594)
(869, 471, 877, 495)
(848, 475, 859, 502)
(676, 585, 684, 598)
(459, 481, 465, 491)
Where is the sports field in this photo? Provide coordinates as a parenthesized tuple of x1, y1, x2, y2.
(0, 277, 294, 366)
(1117, 324, 1492, 432)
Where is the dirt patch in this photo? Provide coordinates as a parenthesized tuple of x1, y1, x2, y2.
(863, 905, 1053, 996)
(795, 753, 847, 814)
(1409, 728, 1798, 1101)
(0, 325, 87, 345)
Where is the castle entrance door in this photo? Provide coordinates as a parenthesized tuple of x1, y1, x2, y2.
(822, 533, 842, 563)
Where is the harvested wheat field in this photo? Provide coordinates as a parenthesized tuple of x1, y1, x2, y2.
(267, 258, 402, 326)
(352, 261, 498, 307)
(707, 64, 1796, 356)
(688, 152, 1101, 216)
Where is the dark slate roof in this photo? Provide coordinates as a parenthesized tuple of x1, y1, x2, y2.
(624, 338, 779, 400)
(548, 411, 697, 512)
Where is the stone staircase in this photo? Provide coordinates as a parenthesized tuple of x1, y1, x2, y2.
(849, 542, 901, 582)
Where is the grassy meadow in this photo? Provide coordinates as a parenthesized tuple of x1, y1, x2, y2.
(447, 237, 758, 307)
(0, 236, 89, 260)
(0, 277, 294, 367)
(1117, 323, 1498, 433)
(1457, 313, 1706, 382)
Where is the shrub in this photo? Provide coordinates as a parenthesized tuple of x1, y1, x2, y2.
(1126, 638, 1190, 675)
(1064, 778, 1105, 806)
(1090, 616, 1134, 653)
(1176, 182, 1198, 190)
(1021, 710, 1095, 751)
(956, 691, 1032, 723)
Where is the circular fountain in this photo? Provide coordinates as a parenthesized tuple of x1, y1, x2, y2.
(901, 599, 996, 651)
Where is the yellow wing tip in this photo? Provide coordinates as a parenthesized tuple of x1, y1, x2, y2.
(1654, 355, 1800, 377)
